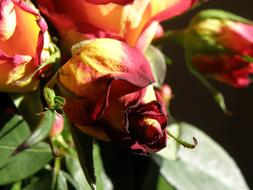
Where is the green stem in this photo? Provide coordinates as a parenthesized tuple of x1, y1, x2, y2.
(167, 130, 197, 149)
(52, 156, 61, 190)
(184, 48, 230, 114)
(153, 30, 185, 46)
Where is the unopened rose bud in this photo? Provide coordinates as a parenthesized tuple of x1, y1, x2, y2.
(185, 9, 253, 87)
(50, 113, 64, 137)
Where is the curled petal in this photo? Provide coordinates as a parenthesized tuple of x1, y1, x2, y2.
(0, 0, 16, 41)
(102, 85, 168, 153)
(219, 22, 253, 53)
(57, 38, 154, 125)
(0, 52, 41, 92)
(126, 0, 198, 46)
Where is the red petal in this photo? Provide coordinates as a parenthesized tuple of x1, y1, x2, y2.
(58, 39, 154, 125)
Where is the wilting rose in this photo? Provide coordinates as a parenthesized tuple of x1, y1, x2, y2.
(36, 0, 198, 52)
(0, 0, 48, 92)
(185, 10, 253, 87)
(54, 38, 168, 153)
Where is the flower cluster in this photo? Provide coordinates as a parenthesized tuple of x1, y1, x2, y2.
(2, 1, 253, 155)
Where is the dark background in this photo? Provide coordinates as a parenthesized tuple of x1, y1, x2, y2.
(163, 0, 253, 188)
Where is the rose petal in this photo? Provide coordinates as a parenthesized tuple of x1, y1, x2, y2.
(0, 1, 48, 92)
(75, 123, 110, 141)
(126, 0, 198, 46)
(57, 39, 154, 125)
(0, 0, 16, 41)
(193, 54, 253, 87)
(0, 52, 41, 92)
(37, 0, 197, 49)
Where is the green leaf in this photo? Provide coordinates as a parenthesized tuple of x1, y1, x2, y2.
(10, 90, 43, 129)
(0, 142, 53, 185)
(61, 170, 83, 190)
(154, 123, 250, 190)
(70, 126, 96, 190)
(56, 171, 68, 190)
(93, 144, 113, 190)
(0, 115, 30, 167)
(145, 45, 167, 87)
(65, 149, 91, 190)
(14, 110, 55, 154)
(156, 175, 176, 190)
(10, 181, 22, 190)
(23, 170, 53, 190)
(139, 156, 175, 190)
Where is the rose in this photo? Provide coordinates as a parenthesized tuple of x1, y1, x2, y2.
(184, 9, 253, 87)
(36, 0, 198, 52)
(0, 0, 49, 92)
(53, 38, 168, 153)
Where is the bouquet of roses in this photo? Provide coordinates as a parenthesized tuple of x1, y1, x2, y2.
(0, 0, 251, 190)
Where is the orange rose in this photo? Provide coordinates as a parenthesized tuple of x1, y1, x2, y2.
(0, 0, 49, 92)
(36, 0, 198, 52)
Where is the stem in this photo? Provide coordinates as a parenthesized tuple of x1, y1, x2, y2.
(153, 30, 186, 46)
(52, 156, 61, 190)
(167, 131, 198, 149)
(185, 48, 230, 114)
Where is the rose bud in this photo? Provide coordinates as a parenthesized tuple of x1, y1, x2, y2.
(50, 113, 64, 137)
(0, 0, 49, 92)
(183, 9, 253, 87)
(157, 84, 173, 106)
(54, 38, 168, 153)
(36, 0, 198, 52)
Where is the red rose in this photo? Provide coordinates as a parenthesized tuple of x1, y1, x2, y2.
(54, 38, 168, 153)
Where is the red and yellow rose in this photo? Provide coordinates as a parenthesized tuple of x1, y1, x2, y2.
(185, 10, 253, 87)
(54, 38, 168, 153)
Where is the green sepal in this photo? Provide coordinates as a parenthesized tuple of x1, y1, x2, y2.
(43, 87, 66, 112)
(190, 9, 253, 26)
